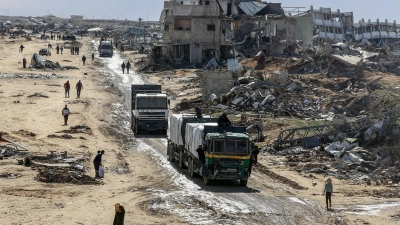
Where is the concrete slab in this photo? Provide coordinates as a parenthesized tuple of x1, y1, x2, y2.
(331, 54, 362, 68)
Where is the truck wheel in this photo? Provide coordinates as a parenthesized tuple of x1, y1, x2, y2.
(189, 159, 196, 177)
(134, 120, 140, 135)
(167, 143, 171, 162)
(240, 180, 248, 186)
(203, 175, 211, 185)
(169, 145, 175, 162)
(178, 151, 185, 169)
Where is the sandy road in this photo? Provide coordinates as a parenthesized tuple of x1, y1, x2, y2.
(95, 40, 325, 225)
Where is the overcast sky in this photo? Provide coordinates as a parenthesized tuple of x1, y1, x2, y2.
(1, 0, 400, 23)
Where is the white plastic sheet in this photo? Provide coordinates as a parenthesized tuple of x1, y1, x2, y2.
(169, 114, 192, 146)
(185, 123, 218, 158)
(98, 165, 104, 177)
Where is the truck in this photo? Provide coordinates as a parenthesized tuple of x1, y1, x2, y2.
(131, 85, 169, 135)
(98, 41, 113, 57)
(167, 114, 252, 186)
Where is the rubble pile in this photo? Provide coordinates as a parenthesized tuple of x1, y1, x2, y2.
(56, 125, 92, 135)
(37, 167, 99, 185)
(0, 145, 18, 157)
(265, 141, 400, 186)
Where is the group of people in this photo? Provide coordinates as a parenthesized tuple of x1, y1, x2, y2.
(121, 61, 131, 74)
(70, 46, 80, 55)
(55, 45, 64, 54)
(50, 34, 63, 40)
(63, 80, 83, 98)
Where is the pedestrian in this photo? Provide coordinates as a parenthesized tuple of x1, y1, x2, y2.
(93, 150, 105, 177)
(22, 58, 27, 68)
(92, 52, 94, 61)
(64, 80, 70, 98)
(56, 45, 60, 54)
(113, 203, 125, 225)
(19, 44, 24, 53)
(82, 55, 86, 66)
(196, 145, 207, 176)
(195, 107, 203, 118)
(217, 112, 232, 127)
(76, 80, 83, 98)
(70, 47, 73, 55)
(248, 146, 260, 177)
(77, 46, 79, 55)
(126, 61, 131, 74)
(324, 178, 333, 210)
(62, 105, 70, 126)
(121, 62, 126, 74)
(60, 46, 63, 55)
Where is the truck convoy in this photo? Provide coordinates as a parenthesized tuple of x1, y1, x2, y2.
(98, 41, 113, 57)
(167, 114, 252, 186)
(131, 85, 169, 135)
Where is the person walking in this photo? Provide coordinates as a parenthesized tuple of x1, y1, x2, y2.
(248, 146, 260, 177)
(64, 80, 70, 98)
(82, 55, 86, 66)
(91, 52, 94, 61)
(76, 80, 83, 98)
(126, 61, 131, 74)
(62, 105, 70, 126)
(324, 178, 333, 210)
(77, 46, 79, 55)
(22, 58, 27, 68)
(19, 44, 24, 53)
(93, 150, 105, 177)
(121, 62, 126, 74)
(56, 45, 60, 54)
(196, 145, 207, 176)
(60, 46, 63, 55)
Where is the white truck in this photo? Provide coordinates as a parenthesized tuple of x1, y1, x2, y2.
(167, 114, 252, 185)
(98, 41, 113, 57)
(131, 85, 169, 135)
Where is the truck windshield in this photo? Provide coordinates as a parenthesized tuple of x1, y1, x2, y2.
(212, 139, 248, 154)
(137, 97, 167, 109)
(101, 45, 112, 49)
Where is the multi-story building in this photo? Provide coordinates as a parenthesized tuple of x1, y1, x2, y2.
(354, 19, 400, 45)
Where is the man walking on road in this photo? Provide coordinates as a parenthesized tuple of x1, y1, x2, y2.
(19, 44, 25, 53)
(93, 150, 105, 177)
(62, 105, 70, 126)
(126, 61, 131, 74)
(82, 55, 86, 66)
(324, 178, 333, 210)
(121, 62, 126, 74)
(76, 80, 83, 98)
(92, 53, 94, 61)
(22, 58, 27, 68)
(64, 80, 70, 98)
(196, 145, 207, 176)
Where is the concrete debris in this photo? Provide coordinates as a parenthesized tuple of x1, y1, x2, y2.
(30, 53, 62, 69)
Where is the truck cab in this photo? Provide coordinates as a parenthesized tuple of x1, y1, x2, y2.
(131, 85, 169, 135)
(202, 127, 251, 185)
(99, 41, 113, 57)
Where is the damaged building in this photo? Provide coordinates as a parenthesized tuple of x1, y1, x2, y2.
(159, 0, 285, 64)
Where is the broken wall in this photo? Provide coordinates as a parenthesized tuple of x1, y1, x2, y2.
(198, 70, 234, 101)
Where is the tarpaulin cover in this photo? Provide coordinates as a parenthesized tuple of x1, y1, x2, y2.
(185, 122, 218, 158)
(169, 114, 192, 146)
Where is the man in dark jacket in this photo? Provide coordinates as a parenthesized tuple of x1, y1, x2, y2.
(121, 62, 125, 74)
(82, 55, 86, 66)
(217, 112, 232, 127)
(93, 150, 105, 177)
(76, 80, 83, 98)
(248, 146, 260, 177)
(64, 80, 70, 98)
(126, 61, 131, 74)
(196, 145, 207, 176)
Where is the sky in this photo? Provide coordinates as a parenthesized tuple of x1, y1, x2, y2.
(1, 0, 400, 23)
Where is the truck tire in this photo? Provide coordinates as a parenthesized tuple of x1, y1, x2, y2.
(189, 159, 196, 177)
(134, 120, 140, 135)
(169, 145, 175, 162)
(167, 143, 171, 162)
(203, 174, 211, 185)
(240, 180, 248, 186)
(178, 151, 185, 169)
